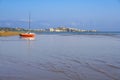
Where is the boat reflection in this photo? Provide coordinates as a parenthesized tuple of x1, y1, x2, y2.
(20, 36, 35, 54)
(20, 36, 35, 40)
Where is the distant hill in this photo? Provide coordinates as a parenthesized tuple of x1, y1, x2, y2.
(1, 20, 119, 31)
(0, 20, 28, 28)
(0, 20, 59, 29)
(0, 20, 81, 29)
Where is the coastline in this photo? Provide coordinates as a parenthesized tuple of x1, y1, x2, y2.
(0, 31, 21, 37)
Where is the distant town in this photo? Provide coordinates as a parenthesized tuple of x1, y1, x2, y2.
(0, 26, 97, 33)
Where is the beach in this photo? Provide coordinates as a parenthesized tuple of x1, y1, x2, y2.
(0, 31, 21, 36)
(0, 34, 120, 80)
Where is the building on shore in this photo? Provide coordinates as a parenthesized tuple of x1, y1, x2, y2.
(0, 27, 97, 33)
(49, 27, 97, 32)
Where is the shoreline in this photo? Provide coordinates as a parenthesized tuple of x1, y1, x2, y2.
(0, 31, 21, 37)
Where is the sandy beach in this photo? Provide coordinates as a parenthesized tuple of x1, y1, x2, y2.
(0, 31, 21, 36)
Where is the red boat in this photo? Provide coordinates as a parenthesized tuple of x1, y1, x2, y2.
(19, 33, 35, 37)
(20, 35, 35, 40)
(19, 13, 35, 38)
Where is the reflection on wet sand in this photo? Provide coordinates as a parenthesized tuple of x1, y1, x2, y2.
(0, 35, 120, 80)
(1, 54, 120, 80)
(20, 36, 35, 40)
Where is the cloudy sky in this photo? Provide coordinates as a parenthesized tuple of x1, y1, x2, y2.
(0, 0, 120, 31)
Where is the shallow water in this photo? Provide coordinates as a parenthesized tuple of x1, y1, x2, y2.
(0, 34, 120, 80)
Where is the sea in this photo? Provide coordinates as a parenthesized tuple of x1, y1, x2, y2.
(0, 32, 120, 80)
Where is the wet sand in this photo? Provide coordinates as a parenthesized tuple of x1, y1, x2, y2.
(0, 34, 120, 80)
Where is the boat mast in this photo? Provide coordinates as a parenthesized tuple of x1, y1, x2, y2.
(28, 13, 31, 33)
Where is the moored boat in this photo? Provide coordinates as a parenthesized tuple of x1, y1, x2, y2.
(19, 33, 35, 37)
(19, 13, 35, 38)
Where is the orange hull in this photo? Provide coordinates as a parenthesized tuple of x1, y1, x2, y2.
(19, 33, 35, 37)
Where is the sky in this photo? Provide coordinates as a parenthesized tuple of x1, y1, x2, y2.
(0, 0, 120, 31)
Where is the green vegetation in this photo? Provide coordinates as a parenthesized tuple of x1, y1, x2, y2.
(0, 27, 25, 31)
